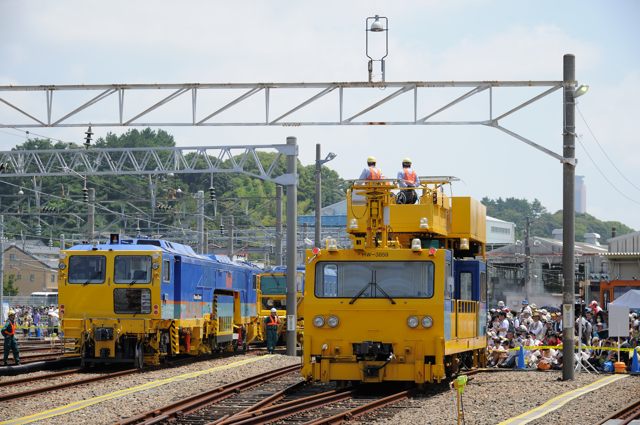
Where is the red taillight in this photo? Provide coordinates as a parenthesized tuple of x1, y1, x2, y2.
(59, 304, 65, 313)
(428, 248, 437, 256)
(153, 304, 159, 315)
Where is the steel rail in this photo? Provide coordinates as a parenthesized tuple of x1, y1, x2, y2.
(116, 363, 300, 425)
(304, 389, 411, 425)
(222, 389, 356, 425)
(0, 368, 81, 388)
(597, 398, 640, 425)
(0, 368, 137, 402)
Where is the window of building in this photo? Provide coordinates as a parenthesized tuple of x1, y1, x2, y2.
(30, 274, 35, 282)
(490, 226, 511, 235)
(9, 254, 16, 261)
(50, 274, 56, 283)
(16, 274, 22, 281)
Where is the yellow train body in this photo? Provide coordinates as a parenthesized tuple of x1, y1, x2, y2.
(301, 179, 488, 384)
(59, 239, 261, 367)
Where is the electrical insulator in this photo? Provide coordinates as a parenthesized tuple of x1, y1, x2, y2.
(209, 186, 216, 202)
(82, 187, 89, 202)
(35, 224, 42, 236)
(84, 125, 93, 148)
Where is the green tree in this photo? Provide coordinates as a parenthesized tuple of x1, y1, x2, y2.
(3, 274, 18, 296)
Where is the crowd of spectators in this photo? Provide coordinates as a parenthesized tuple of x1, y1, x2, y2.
(4, 305, 60, 338)
(487, 299, 640, 372)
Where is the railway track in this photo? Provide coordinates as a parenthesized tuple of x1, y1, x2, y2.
(115, 365, 467, 425)
(0, 368, 139, 402)
(598, 398, 640, 425)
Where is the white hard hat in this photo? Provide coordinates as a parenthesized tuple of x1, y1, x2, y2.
(402, 157, 412, 164)
(8, 309, 15, 316)
(270, 308, 277, 313)
(367, 156, 376, 163)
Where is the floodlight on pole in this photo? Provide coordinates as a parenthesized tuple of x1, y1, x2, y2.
(315, 144, 337, 247)
(574, 84, 589, 98)
(365, 15, 389, 83)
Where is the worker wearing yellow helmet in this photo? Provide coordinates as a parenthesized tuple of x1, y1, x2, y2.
(396, 157, 420, 204)
(359, 156, 383, 180)
(2, 309, 20, 366)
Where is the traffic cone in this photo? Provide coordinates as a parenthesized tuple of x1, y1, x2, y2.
(516, 345, 526, 369)
(631, 347, 640, 374)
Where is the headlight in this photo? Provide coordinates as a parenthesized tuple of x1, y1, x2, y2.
(152, 263, 160, 270)
(421, 316, 433, 328)
(58, 263, 66, 270)
(407, 316, 419, 328)
(266, 299, 274, 306)
(313, 315, 325, 327)
(327, 315, 339, 328)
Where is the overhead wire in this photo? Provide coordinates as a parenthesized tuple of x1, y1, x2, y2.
(575, 134, 640, 206)
(576, 105, 640, 193)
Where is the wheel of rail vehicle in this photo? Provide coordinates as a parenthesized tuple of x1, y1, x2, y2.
(134, 341, 144, 369)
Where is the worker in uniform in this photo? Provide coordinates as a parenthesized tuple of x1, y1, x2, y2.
(359, 156, 383, 180)
(396, 157, 420, 204)
(2, 310, 20, 366)
(265, 307, 280, 354)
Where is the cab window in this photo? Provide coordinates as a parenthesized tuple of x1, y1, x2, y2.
(68, 256, 106, 284)
(115, 255, 152, 284)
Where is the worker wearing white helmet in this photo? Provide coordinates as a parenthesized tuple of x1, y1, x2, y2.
(359, 156, 383, 180)
(2, 309, 20, 366)
(396, 157, 420, 204)
(265, 307, 281, 354)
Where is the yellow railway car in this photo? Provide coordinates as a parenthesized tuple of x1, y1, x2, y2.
(59, 237, 261, 368)
(301, 178, 487, 384)
(256, 267, 305, 342)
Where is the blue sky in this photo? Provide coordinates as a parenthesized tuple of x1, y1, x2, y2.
(1, 0, 639, 232)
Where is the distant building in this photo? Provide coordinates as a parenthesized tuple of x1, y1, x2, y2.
(605, 230, 640, 280)
(487, 230, 608, 309)
(575, 175, 586, 214)
(3, 241, 59, 295)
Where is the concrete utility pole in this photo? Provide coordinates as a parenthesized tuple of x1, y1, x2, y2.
(285, 136, 298, 356)
(562, 54, 577, 381)
(315, 144, 322, 247)
(0, 215, 4, 321)
(275, 185, 283, 266)
(228, 215, 234, 258)
(524, 216, 531, 300)
(88, 188, 95, 241)
(196, 190, 204, 254)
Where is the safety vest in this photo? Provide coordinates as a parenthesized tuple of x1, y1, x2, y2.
(368, 167, 382, 180)
(403, 168, 417, 185)
(266, 315, 280, 326)
(1, 321, 16, 337)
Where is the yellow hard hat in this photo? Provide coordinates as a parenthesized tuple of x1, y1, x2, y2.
(367, 156, 376, 163)
(402, 157, 412, 164)
(8, 310, 15, 316)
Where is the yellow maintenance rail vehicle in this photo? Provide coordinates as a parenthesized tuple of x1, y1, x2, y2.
(302, 177, 488, 384)
(256, 267, 305, 342)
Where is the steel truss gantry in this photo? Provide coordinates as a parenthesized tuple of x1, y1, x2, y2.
(0, 81, 564, 160)
(0, 144, 296, 185)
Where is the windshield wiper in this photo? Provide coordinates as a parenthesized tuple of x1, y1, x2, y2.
(349, 279, 373, 305)
(374, 282, 396, 304)
(349, 270, 396, 305)
(129, 280, 138, 286)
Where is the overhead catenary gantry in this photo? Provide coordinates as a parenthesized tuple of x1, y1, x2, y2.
(0, 81, 564, 161)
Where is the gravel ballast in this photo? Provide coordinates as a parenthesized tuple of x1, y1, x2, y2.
(356, 371, 640, 425)
(0, 353, 300, 425)
(2, 360, 639, 425)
